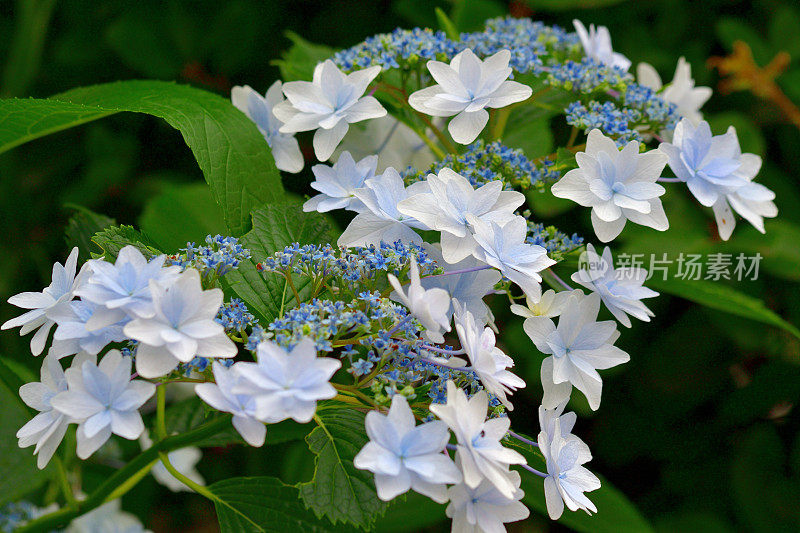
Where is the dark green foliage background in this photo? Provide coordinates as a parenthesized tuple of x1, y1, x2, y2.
(1, 0, 799, 531)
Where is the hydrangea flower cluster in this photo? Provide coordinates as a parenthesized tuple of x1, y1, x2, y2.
(2, 12, 780, 533)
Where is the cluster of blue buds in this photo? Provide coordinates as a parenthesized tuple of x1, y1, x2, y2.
(402, 140, 559, 191)
(333, 17, 581, 77)
(524, 217, 584, 260)
(623, 83, 679, 132)
(215, 298, 256, 333)
(257, 241, 439, 296)
(333, 27, 459, 71)
(565, 100, 643, 144)
(167, 235, 251, 279)
(545, 57, 631, 95)
(266, 296, 414, 353)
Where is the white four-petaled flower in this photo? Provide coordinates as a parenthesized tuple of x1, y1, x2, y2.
(51, 350, 155, 459)
(469, 215, 556, 301)
(337, 167, 430, 248)
(273, 60, 386, 161)
(232, 337, 340, 423)
(2, 247, 83, 356)
(572, 19, 631, 72)
(231, 82, 304, 173)
(123, 269, 237, 378)
(75, 246, 180, 331)
(408, 49, 532, 144)
(429, 381, 525, 499)
(388, 257, 451, 343)
(398, 168, 524, 263)
(551, 129, 669, 242)
(303, 151, 378, 213)
(195, 362, 266, 447)
(539, 417, 601, 520)
(524, 292, 629, 410)
(572, 244, 658, 328)
(454, 307, 524, 410)
(637, 58, 712, 127)
(445, 465, 529, 533)
(17, 353, 89, 469)
(354, 394, 461, 503)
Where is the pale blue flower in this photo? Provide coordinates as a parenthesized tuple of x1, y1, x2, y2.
(551, 129, 668, 242)
(398, 168, 524, 263)
(17, 354, 89, 469)
(337, 167, 429, 248)
(272, 60, 386, 161)
(469, 215, 555, 301)
(123, 268, 236, 379)
(47, 300, 128, 359)
(454, 307, 524, 410)
(51, 350, 155, 459)
(524, 292, 629, 410)
(2, 247, 82, 356)
(303, 151, 378, 213)
(445, 467, 529, 532)
(573, 20, 630, 72)
(408, 49, 532, 144)
(659, 119, 753, 207)
(195, 362, 266, 447)
(232, 337, 340, 423)
(539, 417, 600, 520)
(354, 394, 461, 503)
(388, 257, 451, 344)
(75, 245, 180, 331)
(231, 82, 303, 173)
(571, 244, 658, 328)
(659, 118, 776, 240)
(429, 382, 525, 499)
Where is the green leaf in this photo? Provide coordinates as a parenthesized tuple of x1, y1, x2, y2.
(0, 359, 53, 506)
(91, 225, 162, 261)
(507, 437, 654, 533)
(210, 476, 349, 532)
(647, 277, 800, 343)
(0, 80, 285, 234)
(223, 202, 334, 324)
(373, 491, 447, 532)
(451, 0, 505, 33)
(63, 204, 116, 262)
(273, 32, 334, 82)
(139, 182, 227, 252)
(434, 7, 459, 41)
(298, 407, 388, 528)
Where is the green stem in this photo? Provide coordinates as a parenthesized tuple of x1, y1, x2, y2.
(491, 107, 512, 140)
(156, 385, 167, 440)
(53, 456, 76, 507)
(158, 452, 262, 530)
(17, 415, 233, 533)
